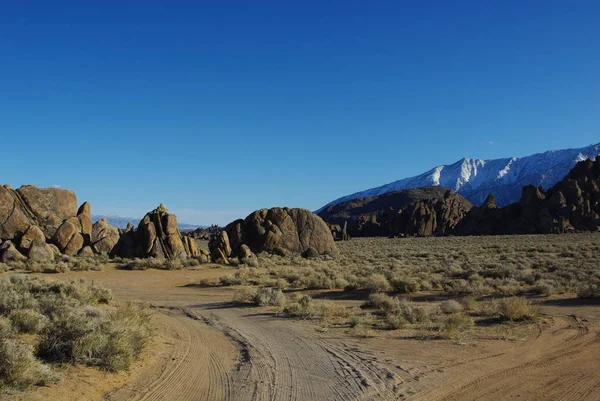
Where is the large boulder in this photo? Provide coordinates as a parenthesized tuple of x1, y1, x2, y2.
(0, 185, 78, 240)
(92, 218, 121, 254)
(18, 225, 46, 253)
(208, 231, 232, 264)
(224, 208, 338, 257)
(183, 236, 201, 258)
(52, 217, 83, 254)
(0, 241, 27, 263)
(137, 204, 187, 260)
(77, 202, 93, 241)
(28, 240, 55, 262)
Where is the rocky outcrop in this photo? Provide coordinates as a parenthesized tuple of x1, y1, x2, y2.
(28, 240, 55, 262)
(182, 236, 201, 258)
(457, 156, 600, 235)
(77, 202, 92, 241)
(18, 225, 46, 253)
(0, 241, 27, 263)
(136, 204, 188, 260)
(92, 218, 120, 254)
(52, 217, 84, 255)
(0, 185, 77, 240)
(209, 231, 232, 264)
(219, 208, 338, 259)
(0, 184, 94, 259)
(319, 187, 473, 238)
(183, 225, 223, 240)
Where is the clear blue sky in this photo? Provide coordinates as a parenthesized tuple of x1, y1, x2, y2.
(1, 1, 598, 225)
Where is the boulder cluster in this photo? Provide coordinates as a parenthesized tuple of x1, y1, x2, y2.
(0, 186, 335, 265)
(0, 185, 210, 263)
(319, 187, 473, 238)
(456, 156, 600, 235)
(208, 207, 338, 264)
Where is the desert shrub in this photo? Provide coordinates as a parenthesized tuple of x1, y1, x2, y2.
(497, 297, 539, 321)
(384, 314, 406, 330)
(0, 318, 15, 338)
(165, 259, 183, 270)
(0, 275, 152, 385)
(532, 279, 556, 296)
(440, 300, 464, 314)
(0, 339, 57, 388)
(362, 274, 391, 293)
(389, 277, 421, 294)
(8, 309, 47, 334)
(232, 286, 257, 304)
(440, 313, 474, 342)
(252, 288, 286, 307)
(39, 301, 151, 371)
(577, 282, 600, 298)
(458, 296, 477, 312)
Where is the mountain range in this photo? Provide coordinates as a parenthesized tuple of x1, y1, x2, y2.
(92, 215, 203, 231)
(319, 142, 600, 210)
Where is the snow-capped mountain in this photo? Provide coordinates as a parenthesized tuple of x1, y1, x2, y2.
(319, 143, 600, 210)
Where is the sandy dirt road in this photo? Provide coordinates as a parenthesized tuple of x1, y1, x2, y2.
(8, 268, 600, 401)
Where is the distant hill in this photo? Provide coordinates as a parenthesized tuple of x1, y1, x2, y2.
(318, 186, 465, 226)
(318, 142, 600, 211)
(91, 215, 203, 231)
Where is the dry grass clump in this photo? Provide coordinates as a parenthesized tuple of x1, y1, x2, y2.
(281, 295, 351, 322)
(126, 257, 202, 271)
(497, 297, 540, 322)
(439, 313, 474, 342)
(0, 275, 152, 391)
(252, 288, 286, 307)
(577, 281, 600, 298)
(440, 300, 464, 314)
(231, 286, 286, 306)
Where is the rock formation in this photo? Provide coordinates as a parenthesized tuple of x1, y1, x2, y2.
(209, 231, 232, 264)
(136, 204, 188, 260)
(457, 156, 600, 235)
(0, 184, 92, 260)
(213, 208, 338, 261)
(319, 187, 473, 237)
(92, 218, 120, 254)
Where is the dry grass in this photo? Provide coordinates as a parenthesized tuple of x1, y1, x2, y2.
(212, 233, 600, 299)
(216, 234, 599, 339)
(0, 275, 152, 392)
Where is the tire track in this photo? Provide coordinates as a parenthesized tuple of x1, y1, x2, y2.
(414, 316, 600, 401)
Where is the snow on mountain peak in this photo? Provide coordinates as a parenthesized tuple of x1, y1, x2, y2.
(318, 142, 600, 211)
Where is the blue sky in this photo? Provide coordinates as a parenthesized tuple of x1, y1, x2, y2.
(1, 1, 598, 225)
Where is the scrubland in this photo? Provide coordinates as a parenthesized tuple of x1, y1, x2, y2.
(199, 233, 599, 340)
(0, 275, 151, 393)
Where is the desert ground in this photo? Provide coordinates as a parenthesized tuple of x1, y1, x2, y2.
(3, 234, 600, 401)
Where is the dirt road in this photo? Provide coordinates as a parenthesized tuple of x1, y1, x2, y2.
(10, 268, 600, 401)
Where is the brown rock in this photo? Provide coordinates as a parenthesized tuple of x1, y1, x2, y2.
(183, 236, 200, 258)
(78, 246, 95, 257)
(19, 225, 46, 252)
(136, 204, 188, 260)
(209, 231, 232, 263)
(0, 241, 27, 262)
(28, 240, 55, 262)
(225, 207, 338, 257)
(64, 232, 84, 256)
(0, 185, 79, 240)
(0, 186, 33, 239)
(77, 202, 93, 240)
(92, 218, 121, 254)
(52, 217, 82, 252)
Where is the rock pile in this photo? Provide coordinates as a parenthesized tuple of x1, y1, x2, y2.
(209, 207, 338, 264)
